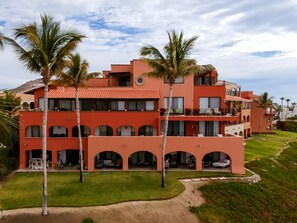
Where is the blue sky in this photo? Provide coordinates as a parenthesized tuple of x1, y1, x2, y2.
(0, 0, 297, 104)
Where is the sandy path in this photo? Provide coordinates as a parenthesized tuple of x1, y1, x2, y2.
(1, 181, 206, 223)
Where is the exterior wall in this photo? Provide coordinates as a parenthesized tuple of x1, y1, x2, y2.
(241, 91, 273, 134)
(87, 135, 245, 174)
(131, 60, 194, 111)
(18, 59, 248, 175)
(225, 123, 244, 136)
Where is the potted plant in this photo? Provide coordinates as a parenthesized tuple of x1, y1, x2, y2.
(160, 108, 166, 116)
(193, 108, 199, 115)
(185, 108, 191, 115)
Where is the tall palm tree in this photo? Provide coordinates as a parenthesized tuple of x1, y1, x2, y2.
(54, 53, 99, 182)
(140, 30, 213, 187)
(0, 90, 21, 116)
(285, 98, 290, 119)
(291, 102, 296, 117)
(280, 97, 285, 120)
(257, 92, 273, 134)
(3, 14, 85, 215)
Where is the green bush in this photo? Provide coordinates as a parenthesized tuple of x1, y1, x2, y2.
(83, 217, 94, 223)
(0, 164, 8, 181)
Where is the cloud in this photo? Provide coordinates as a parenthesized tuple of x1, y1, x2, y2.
(0, 0, 297, 103)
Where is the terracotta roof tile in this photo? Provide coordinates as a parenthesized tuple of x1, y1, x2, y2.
(48, 87, 160, 99)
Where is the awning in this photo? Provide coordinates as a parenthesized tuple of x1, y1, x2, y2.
(48, 87, 160, 99)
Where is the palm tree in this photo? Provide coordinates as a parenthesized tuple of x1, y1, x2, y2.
(140, 30, 214, 187)
(3, 14, 85, 215)
(291, 102, 296, 117)
(257, 92, 273, 134)
(54, 53, 99, 182)
(280, 97, 285, 120)
(0, 92, 19, 150)
(0, 32, 4, 50)
(285, 99, 290, 119)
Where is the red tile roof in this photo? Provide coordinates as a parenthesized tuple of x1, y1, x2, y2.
(225, 95, 252, 102)
(48, 87, 160, 99)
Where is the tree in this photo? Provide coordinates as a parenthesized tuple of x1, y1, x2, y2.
(3, 14, 85, 215)
(257, 92, 273, 134)
(54, 53, 99, 182)
(280, 97, 285, 120)
(0, 32, 4, 50)
(140, 30, 214, 187)
(285, 98, 290, 119)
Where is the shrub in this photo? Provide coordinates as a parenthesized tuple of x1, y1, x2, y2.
(193, 108, 199, 115)
(83, 217, 94, 223)
(0, 164, 8, 181)
(185, 108, 191, 115)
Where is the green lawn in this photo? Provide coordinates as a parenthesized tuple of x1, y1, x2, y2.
(191, 138, 297, 222)
(244, 130, 297, 161)
(0, 171, 234, 210)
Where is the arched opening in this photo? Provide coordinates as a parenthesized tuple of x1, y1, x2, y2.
(247, 115, 250, 122)
(49, 125, 68, 137)
(116, 125, 135, 136)
(202, 152, 231, 171)
(128, 151, 156, 170)
(234, 132, 238, 135)
(21, 102, 30, 111)
(94, 125, 113, 136)
(243, 116, 246, 123)
(165, 151, 196, 170)
(138, 125, 157, 136)
(29, 102, 35, 110)
(25, 125, 41, 137)
(72, 125, 91, 137)
(94, 151, 122, 169)
(26, 149, 52, 169)
(239, 131, 243, 136)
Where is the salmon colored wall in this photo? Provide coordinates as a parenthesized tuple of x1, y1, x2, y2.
(194, 85, 226, 110)
(110, 64, 132, 73)
(251, 102, 273, 133)
(87, 135, 245, 174)
(19, 110, 160, 168)
(131, 60, 194, 111)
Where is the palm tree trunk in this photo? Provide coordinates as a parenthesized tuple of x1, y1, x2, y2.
(76, 88, 84, 182)
(41, 82, 48, 216)
(161, 83, 173, 188)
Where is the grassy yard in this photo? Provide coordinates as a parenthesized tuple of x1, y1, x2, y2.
(191, 134, 297, 223)
(244, 130, 297, 161)
(0, 171, 233, 210)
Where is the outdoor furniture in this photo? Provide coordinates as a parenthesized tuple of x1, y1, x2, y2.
(197, 134, 204, 137)
(212, 159, 230, 168)
(213, 108, 221, 115)
(217, 134, 223, 137)
(206, 108, 212, 116)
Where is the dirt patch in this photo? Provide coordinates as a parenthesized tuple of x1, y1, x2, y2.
(1, 181, 207, 223)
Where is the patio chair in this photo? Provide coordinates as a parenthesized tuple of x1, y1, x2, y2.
(213, 108, 221, 116)
(206, 108, 212, 116)
(197, 133, 204, 137)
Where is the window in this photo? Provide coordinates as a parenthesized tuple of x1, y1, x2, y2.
(111, 101, 125, 111)
(164, 76, 184, 84)
(162, 121, 185, 136)
(199, 97, 220, 113)
(96, 100, 109, 111)
(164, 97, 183, 113)
(146, 101, 154, 111)
(194, 77, 215, 85)
(119, 76, 131, 86)
(199, 121, 219, 136)
(26, 126, 41, 137)
(72, 126, 90, 137)
(138, 125, 156, 136)
(136, 76, 144, 85)
(94, 125, 113, 136)
(38, 98, 44, 109)
(80, 100, 93, 111)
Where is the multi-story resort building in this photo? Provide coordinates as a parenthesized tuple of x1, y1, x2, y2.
(18, 59, 273, 175)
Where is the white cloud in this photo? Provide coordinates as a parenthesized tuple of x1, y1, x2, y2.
(0, 0, 297, 103)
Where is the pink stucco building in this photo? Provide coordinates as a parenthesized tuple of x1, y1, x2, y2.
(19, 59, 252, 174)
